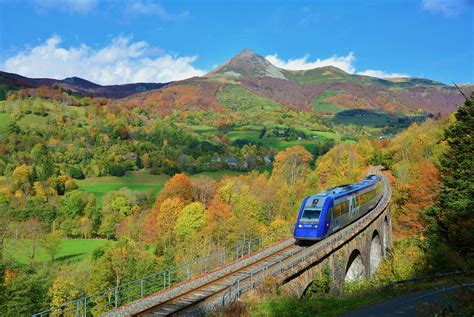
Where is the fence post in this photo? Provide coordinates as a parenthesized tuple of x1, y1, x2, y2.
(141, 279, 144, 298)
(163, 271, 166, 289)
(83, 297, 87, 317)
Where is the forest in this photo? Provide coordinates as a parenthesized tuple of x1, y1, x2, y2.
(0, 88, 472, 316)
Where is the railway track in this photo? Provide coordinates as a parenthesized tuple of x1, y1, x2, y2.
(136, 243, 304, 316)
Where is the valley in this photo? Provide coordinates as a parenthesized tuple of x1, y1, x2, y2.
(0, 48, 472, 316)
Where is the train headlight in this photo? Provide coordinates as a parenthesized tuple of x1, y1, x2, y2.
(313, 225, 318, 228)
(298, 224, 302, 228)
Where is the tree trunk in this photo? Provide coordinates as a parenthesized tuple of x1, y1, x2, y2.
(0, 237, 4, 263)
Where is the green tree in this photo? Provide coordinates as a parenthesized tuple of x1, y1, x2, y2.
(426, 93, 474, 257)
(174, 202, 206, 242)
(65, 164, 85, 180)
(41, 231, 63, 261)
(0, 265, 53, 316)
(7, 121, 20, 134)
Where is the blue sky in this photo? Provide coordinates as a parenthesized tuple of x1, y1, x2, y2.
(0, 0, 472, 84)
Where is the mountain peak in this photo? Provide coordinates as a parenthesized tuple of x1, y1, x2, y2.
(237, 48, 258, 56)
(62, 76, 100, 89)
(207, 49, 286, 80)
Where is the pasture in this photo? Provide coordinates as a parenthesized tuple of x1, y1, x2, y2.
(76, 170, 170, 204)
(227, 128, 337, 152)
(4, 238, 112, 264)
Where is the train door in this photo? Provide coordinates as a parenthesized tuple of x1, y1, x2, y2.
(326, 207, 334, 235)
(349, 195, 359, 219)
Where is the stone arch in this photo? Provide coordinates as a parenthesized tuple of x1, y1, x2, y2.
(369, 230, 382, 277)
(345, 249, 365, 282)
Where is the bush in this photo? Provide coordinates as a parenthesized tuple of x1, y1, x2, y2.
(65, 165, 84, 180)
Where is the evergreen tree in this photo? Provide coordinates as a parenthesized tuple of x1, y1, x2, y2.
(135, 153, 144, 169)
(426, 93, 474, 257)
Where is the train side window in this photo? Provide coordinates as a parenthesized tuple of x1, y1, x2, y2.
(342, 201, 349, 214)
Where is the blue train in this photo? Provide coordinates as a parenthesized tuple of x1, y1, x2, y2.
(294, 175, 383, 243)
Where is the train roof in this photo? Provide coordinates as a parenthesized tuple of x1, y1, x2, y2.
(311, 175, 381, 201)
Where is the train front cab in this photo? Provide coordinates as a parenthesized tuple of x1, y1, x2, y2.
(294, 196, 332, 243)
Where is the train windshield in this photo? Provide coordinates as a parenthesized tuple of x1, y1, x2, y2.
(301, 208, 321, 220)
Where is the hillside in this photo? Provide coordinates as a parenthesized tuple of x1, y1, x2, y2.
(0, 71, 167, 99)
(2, 49, 472, 118)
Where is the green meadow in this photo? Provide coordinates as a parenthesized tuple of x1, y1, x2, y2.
(227, 128, 337, 152)
(76, 170, 170, 204)
(5, 239, 112, 264)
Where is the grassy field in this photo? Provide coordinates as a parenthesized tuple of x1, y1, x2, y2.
(0, 112, 10, 133)
(77, 170, 170, 204)
(5, 238, 112, 264)
(227, 129, 335, 152)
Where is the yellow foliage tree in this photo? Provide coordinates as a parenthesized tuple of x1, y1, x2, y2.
(271, 146, 313, 186)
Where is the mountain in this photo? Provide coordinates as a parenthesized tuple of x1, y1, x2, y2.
(0, 71, 167, 99)
(207, 48, 286, 79)
(1, 49, 472, 115)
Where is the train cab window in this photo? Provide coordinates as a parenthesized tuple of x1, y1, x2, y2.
(301, 208, 321, 220)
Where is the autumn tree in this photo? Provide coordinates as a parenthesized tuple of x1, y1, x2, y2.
(190, 177, 216, 207)
(49, 264, 89, 310)
(271, 146, 312, 186)
(154, 173, 193, 208)
(315, 143, 366, 188)
(156, 197, 185, 242)
(88, 240, 157, 297)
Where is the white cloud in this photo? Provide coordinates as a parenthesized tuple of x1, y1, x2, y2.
(265, 53, 410, 79)
(265, 52, 356, 73)
(34, 0, 97, 14)
(357, 69, 409, 78)
(421, 0, 469, 16)
(127, 1, 189, 20)
(2, 35, 206, 85)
